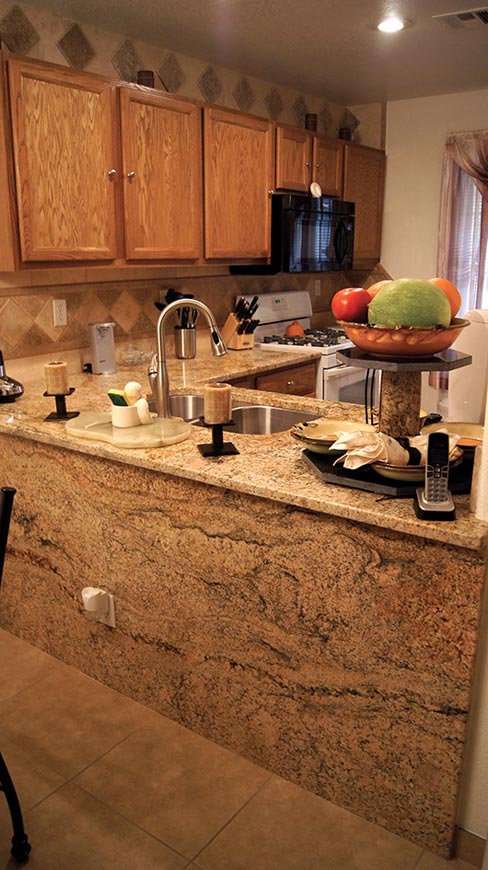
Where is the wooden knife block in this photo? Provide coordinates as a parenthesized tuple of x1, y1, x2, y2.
(221, 313, 254, 350)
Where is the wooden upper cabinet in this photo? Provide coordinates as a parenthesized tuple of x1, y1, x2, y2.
(8, 58, 118, 262)
(342, 143, 386, 266)
(119, 87, 202, 260)
(275, 126, 311, 191)
(204, 107, 273, 259)
(312, 138, 343, 196)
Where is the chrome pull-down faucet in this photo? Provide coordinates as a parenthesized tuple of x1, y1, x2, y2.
(148, 299, 227, 418)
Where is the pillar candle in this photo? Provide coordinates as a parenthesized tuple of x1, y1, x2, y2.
(44, 361, 68, 395)
(203, 383, 232, 424)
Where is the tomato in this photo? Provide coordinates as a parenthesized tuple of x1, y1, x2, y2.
(331, 287, 370, 323)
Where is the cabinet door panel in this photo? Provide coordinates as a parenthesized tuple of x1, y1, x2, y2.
(120, 89, 202, 260)
(342, 144, 385, 265)
(204, 108, 273, 259)
(275, 126, 311, 191)
(312, 138, 343, 197)
(9, 59, 117, 262)
(255, 362, 317, 396)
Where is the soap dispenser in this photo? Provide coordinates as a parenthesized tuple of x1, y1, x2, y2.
(88, 322, 117, 374)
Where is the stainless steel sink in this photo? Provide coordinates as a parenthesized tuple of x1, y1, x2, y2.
(224, 405, 317, 435)
(150, 394, 318, 434)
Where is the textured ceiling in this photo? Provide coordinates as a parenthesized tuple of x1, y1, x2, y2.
(26, 0, 488, 103)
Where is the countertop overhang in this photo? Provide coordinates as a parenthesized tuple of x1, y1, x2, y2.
(1, 346, 487, 552)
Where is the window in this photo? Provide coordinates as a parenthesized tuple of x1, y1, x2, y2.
(437, 131, 488, 313)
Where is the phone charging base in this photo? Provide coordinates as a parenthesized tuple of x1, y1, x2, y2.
(414, 488, 456, 521)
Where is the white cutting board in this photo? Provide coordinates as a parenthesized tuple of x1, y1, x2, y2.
(66, 412, 192, 449)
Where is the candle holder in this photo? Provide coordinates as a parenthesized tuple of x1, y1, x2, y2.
(197, 419, 239, 457)
(43, 387, 79, 422)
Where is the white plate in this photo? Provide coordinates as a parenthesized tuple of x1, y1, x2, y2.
(310, 182, 322, 198)
(372, 448, 462, 482)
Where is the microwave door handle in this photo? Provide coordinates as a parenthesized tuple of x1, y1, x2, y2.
(333, 218, 348, 265)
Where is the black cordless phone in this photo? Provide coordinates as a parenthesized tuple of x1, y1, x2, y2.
(415, 432, 456, 520)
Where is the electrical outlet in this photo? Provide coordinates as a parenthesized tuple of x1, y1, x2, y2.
(314, 280, 321, 297)
(52, 298, 67, 327)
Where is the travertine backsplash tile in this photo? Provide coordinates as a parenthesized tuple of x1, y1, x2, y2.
(0, 269, 386, 362)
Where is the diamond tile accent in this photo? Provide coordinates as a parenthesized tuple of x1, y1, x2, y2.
(264, 87, 284, 120)
(57, 24, 95, 69)
(292, 96, 309, 128)
(158, 53, 186, 93)
(0, 299, 33, 349)
(110, 290, 140, 334)
(74, 292, 110, 328)
(112, 39, 142, 82)
(319, 103, 333, 134)
(341, 108, 360, 134)
(233, 77, 255, 113)
(197, 65, 223, 103)
(0, 5, 39, 55)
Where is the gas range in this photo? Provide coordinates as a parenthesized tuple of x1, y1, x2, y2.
(237, 290, 377, 405)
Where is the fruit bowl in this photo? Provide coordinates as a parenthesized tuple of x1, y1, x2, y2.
(337, 318, 470, 358)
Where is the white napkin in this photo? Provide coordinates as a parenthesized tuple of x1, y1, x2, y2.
(330, 428, 460, 470)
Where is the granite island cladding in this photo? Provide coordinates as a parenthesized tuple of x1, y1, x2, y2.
(0, 349, 487, 859)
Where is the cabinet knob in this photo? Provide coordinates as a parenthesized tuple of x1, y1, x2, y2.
(316, 163, 321, 168)
(268, 189, 275, 196)
(127, 171, 136, 180)
(287, 380, 296, 386)
(305, 162, 311, 168)
(107, 169, 117, 179)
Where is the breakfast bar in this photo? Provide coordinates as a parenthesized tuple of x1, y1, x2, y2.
(0, 351, 487, 859)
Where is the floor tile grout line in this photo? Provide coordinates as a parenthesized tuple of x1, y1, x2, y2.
(189, 772, 275, 864)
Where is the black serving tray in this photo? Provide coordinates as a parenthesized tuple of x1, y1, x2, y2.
(302, 449, 474, 498)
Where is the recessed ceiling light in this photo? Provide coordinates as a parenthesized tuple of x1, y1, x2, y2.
(377, 16, 405, 32)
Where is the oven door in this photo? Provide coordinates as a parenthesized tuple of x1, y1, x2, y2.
(322, 365, 380, 406)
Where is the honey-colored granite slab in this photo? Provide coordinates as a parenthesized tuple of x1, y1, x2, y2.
(0, 432, 485, 858)
(0, 351, 487, 551)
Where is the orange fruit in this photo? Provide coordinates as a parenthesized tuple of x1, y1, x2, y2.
(428, 277, 461, 319)
(365, 279, 391, 301)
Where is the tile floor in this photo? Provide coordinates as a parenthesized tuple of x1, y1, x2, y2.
(0, 628, 478, 870)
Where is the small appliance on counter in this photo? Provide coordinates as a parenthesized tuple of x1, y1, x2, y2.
(88, 322, 116, 375)
(0, 349, 24, 403)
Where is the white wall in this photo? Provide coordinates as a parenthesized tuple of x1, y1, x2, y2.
(383, 89, 488, 840)
(382, 89, 488, 280)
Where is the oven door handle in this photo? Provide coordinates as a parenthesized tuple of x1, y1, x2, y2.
(323, 364, 360, 379)
(333, 218, 349, 266)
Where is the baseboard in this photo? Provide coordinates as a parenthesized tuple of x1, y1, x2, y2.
(454, 826, 486, 868)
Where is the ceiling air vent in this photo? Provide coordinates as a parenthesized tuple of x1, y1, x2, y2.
(433, 7, 488, 27)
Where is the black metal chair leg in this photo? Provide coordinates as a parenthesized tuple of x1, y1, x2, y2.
(0, 753, 31, 862)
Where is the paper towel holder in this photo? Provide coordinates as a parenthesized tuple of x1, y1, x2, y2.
(81, 586, 116, 628)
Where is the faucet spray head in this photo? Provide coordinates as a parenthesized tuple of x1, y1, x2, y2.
(210, 328, 227, 356)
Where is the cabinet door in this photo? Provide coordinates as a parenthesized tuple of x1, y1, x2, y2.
(204, 107, 273, 259)
(275, 125, 311, 191)
(342, 144, 386, 266)
(120, 88, 202, 260)
(312, 138, 343, 197)
(255, 361, 317, 397)
(8, 58, 118, 262)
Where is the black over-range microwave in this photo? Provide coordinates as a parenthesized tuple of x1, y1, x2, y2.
(230, 193, 355, 275)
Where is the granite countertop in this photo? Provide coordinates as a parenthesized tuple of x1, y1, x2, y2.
(1, 346, 487, 552)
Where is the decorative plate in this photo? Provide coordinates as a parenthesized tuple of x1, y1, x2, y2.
(310, 182, 322, 198)
(336, 318, 470, 357)
(290, 418, 376, 454)
(372, 448, 462, 482)
(422, 421, 484, 449)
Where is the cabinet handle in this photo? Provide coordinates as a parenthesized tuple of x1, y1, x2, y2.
(107, 169, 117, 179)
(287, 380, 296, 386)
(127, 171, 136, 179)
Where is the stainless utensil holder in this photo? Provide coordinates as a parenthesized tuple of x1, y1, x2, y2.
(174, 326, 196, 359)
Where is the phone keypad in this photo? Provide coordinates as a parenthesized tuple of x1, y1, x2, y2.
(426, 464, 449, 501)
